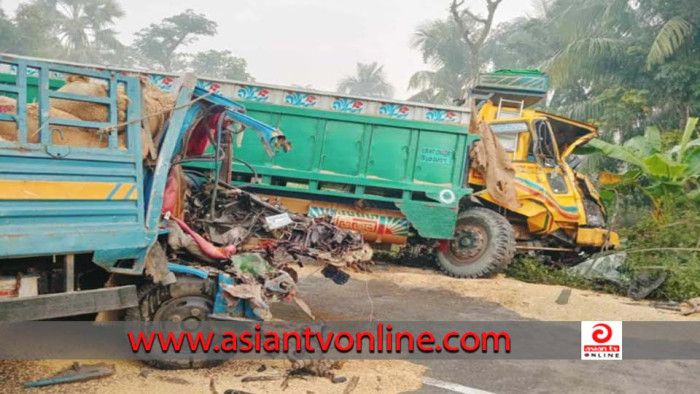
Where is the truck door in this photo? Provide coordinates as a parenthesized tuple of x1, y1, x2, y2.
(530, 118, 581, 224)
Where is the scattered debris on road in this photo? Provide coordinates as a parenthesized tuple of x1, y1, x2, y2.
(568, 252, 668, 299)
(343, 376, 360, 393)
(156, 172, 375, 320)
(24, 362, 115, 388)
(555, 288, 571, 305)
(568, 252, 628, 285)
(654, 297, 700, 316)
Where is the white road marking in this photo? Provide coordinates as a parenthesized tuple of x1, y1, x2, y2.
(423, 377, 497, 394)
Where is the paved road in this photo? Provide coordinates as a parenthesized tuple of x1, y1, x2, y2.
(272, 269, 699, 394)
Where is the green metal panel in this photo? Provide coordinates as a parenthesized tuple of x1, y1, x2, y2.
(0, 73, 65, 102)
(321, 120, 365, 176)
(229, 101, 477, 239)
(274, 114, 320, 171)
(236, 109, 276, 167)
(367, 125, 411, 181)
(397, 200, 459, 238)
(415, 131, 460, 185)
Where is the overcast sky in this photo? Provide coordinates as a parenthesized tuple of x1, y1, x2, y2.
(2, 0, 533, 99)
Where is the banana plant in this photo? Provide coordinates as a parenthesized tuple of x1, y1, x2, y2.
(587, 118, 699, 210)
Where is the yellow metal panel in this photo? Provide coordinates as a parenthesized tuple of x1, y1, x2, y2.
(0, 180, 137, 200)
(576, 228, 620, 248)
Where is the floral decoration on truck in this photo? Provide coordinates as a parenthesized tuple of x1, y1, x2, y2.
(425, 109, 458, 122)
(332, 98, 365, 113)
(285, 91, 317, 107)
(237, 86, 270, 102)
(379, 103, 410, 119)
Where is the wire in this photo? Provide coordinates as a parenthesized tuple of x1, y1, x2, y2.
(232, 157, 258, 187)
(209, 109, 227, 218)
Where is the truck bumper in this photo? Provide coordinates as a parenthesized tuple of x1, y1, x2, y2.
(576, 228, 620, 249)
(0, 285, 138, 321)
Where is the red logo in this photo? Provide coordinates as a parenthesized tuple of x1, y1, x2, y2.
(592, 323, 613, 344)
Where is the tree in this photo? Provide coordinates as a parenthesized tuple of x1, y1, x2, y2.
(188, 50, 253, 81)
(17, 0, 125, 62)
(407, 0, 503, 104)
(449, 0, 503, 77)
(408, 19, 469, 104)
(12, 1, 63, 58)
(0, 4, 21, 53)
(586, 118, 700, 210)
(133, 9, 217, 71)
(337, 62, 394, 98)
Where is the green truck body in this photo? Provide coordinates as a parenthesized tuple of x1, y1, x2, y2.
(231, 99, 479, 239)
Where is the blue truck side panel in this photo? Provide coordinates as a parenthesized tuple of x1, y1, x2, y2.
(0, 57, 284, 275)
(0, 57, 148, 269)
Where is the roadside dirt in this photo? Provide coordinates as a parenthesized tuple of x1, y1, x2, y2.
(0, 359, 426, 394)
(2, 263, 695, 394)
(344, 264, 700, 321)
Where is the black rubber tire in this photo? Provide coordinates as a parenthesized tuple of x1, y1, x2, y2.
(436, 207, 516, 278)
(125, 276, 223, 370)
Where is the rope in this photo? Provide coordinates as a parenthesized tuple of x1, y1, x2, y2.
(97, 90, 216, 134)
(30, 90, 216, 139)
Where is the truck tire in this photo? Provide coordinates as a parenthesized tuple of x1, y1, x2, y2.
(125, 276, 223, 370)
(436, 207, 516, 278)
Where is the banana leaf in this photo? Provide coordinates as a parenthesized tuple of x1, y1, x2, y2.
(588, 138, 645, 167)
(642, 153, 687, 179)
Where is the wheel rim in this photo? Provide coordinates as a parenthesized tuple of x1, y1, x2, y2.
(448, 223, 488, 265)
(153, 295, 212, 326)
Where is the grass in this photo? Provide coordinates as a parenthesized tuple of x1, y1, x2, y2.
(506, 196, 700, 302)
(504, 255, 622, 295)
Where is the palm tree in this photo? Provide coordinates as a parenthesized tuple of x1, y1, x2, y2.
(32, 0, 125, 62)
(337, 62, 394, 98)
(408, 18, 470, 104)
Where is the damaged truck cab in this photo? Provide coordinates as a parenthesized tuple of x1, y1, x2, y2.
(469, 97, 619, 256)
(0, 55, 287, 323)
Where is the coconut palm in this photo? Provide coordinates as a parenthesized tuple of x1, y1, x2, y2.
(29, 0, 124, 62)
(337, 62, 394, 98)
(408, 19, 470, 104)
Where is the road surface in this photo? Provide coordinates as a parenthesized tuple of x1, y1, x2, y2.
(270, 266, 699, 394)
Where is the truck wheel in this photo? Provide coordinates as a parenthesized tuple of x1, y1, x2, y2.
(125, 276, 222, 369)
(436, 207, 516, 278)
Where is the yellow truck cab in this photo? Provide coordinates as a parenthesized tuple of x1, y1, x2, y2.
(469, 100, 619, 258)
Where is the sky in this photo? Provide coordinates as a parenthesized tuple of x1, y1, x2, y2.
(1, 0, 534, 99)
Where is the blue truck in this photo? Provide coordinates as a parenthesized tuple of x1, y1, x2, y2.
(0, 55, 291, 327)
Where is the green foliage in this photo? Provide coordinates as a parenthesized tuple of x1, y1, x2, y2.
(505, 256, 619, 294)
(408, 0, 504, 104)
(133, 9, 217, 71)
(1, 2, 256, 90)
(8, 0, 124, 63)
(647, 17, 695, 69)
(407, 18, 469, 104)
(187, 50, 253, 82)
(587, 118, 699, 202)
(337, 62, 394, 98)
(507, 197, 700, 301)
(621, 197, 700, 301)
(0, 6, 19, 53)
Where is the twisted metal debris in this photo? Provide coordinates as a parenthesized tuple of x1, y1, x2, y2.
(162, 178, 372, 320)
(185, 181, 373, 272)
